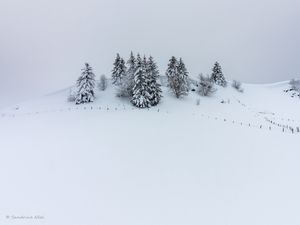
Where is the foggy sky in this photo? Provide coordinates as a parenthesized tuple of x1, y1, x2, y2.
(1, 0, 300, 106)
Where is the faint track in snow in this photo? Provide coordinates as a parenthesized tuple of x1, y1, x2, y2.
(1, 104, 299, 135)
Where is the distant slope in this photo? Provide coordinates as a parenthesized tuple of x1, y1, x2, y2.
(1, 79, 299, 132)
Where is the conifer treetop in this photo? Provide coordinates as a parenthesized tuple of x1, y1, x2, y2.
(112, 53, 127, 85)
(211, 61, 227, 87)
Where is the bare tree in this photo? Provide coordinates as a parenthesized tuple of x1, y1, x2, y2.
(232, 80, 244, 92)
(289, 79, 300, 92)
(67, 87, 76, 102)
(197, 74, 216, 96)
(116, 75, 132, 97)
(98, 74, 108, 91)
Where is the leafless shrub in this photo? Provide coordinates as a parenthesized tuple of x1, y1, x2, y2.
(289, 79, 300, 92)
(232, 80, 244, 92)
(67, 88, 76, 102)
(197, 74, 216, 96)
(98, 74, 108, 91)
(116, 76, 132, 98)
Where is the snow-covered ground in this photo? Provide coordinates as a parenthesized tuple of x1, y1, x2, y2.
(0, 81, 299, 225)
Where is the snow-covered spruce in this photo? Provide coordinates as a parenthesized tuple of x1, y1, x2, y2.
(75, 63, 96, 104)
(131, 55, 151, 108)
(177, 58, 190, 93)
(117, 52, 136, 97)
(166, 56, 177, 87)
(126, 51, 137, 95)
(112, 53, 127, 86)
(147, 56, 162, 106)
(211, 62, 227, 87)
(166, 56, 189, 98)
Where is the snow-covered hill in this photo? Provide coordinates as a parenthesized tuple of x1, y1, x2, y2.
(0, 81, 299, 225)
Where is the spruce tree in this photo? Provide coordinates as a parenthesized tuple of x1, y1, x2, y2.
(147, 56, 162, 106)
(211, 62, 227, 87)
(177, 58, 190, 94)
(127, 51, 136, 79)
(131, 54, 151, 108)
(125, 51, 136, 96)
(166, 56, 178, 87)
(166, 56, 189, 98)
(112, 53, 127, 85)
(75, 63, 96, 104)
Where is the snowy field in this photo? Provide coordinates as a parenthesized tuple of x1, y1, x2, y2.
(0, 81, 300, 225)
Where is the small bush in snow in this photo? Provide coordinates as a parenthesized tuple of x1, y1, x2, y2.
(67, 88, 76, 102)
(289, 79, 300, 92)
(220, 99, 230, 104)
(232, 80, 244, 92)
(197, 74, 216, 96)
(98, 74, 108, 91)
(196, 99, 200, 106)
(116, 76, 132, 98)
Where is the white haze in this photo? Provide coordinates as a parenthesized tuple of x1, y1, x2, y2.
(0, 0, 300, 106)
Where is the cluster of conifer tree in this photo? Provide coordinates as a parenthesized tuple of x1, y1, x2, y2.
(111, 52, 162, 108)
(73, 53, 227, 107)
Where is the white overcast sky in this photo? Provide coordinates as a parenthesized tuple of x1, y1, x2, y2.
(0, 0, 300, 106)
